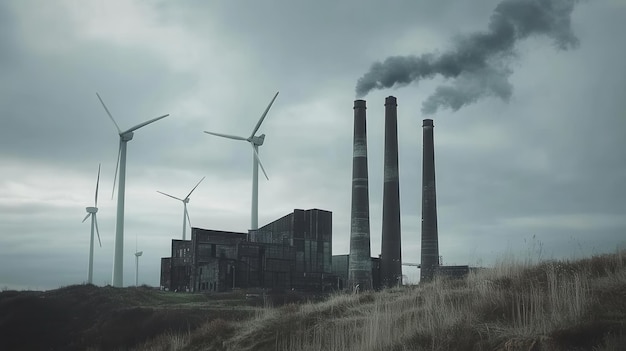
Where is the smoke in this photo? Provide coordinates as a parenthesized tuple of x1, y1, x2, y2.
(355, 0, 580, 114)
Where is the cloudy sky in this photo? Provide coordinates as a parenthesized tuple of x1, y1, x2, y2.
(1, 0, 624, 290)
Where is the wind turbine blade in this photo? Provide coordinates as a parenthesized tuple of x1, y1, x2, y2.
(185, 176, 205, 199)
(157, 191, 184, 202)
(250, 91, 279, 138)
(123, 114, 169, 134)
(203, 131, 247, 141)
(96, 93, 121, 134)
(186, 208, 192, 228)
(251, 143, 269, 180)
(94, 214, 102, 247)
(95, 163, 101, 207)
(82, 213, 90, 223)
(112, 139, 121, 199)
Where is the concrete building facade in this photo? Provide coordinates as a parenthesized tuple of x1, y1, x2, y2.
(160, 208, 336, 292)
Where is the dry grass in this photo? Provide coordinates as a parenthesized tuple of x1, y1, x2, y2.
(122, 249, 626, 350)
(130, 331, 191, 351)
(210, 249, 625, 351)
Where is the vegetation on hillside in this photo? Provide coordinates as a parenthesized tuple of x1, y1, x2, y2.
(1, 250, 624, 350)
(138, 250, 626, 351)
(0, 285, 256, 350)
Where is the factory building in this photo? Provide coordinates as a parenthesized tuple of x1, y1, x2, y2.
(159, 97, 474, 292)
(250, 208, 333, 290)
(190, 229, 246, 292)
(160, 208, 337, 292)
(160, 239, 192, 292)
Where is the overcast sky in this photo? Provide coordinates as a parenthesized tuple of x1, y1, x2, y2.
(1, 0, 624, 290)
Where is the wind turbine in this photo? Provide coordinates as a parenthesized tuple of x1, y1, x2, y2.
(157, 176, 205, 240)
(82, 164, 102, 285)
(96, 92, 169, 288)
(203, 91, 279, 230)
(134, 250, 143, 287)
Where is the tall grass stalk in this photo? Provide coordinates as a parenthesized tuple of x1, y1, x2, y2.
(270, 251, 623, 351)
(131, 331, 190, 351)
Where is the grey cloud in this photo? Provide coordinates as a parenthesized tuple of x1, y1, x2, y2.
(1, 0, 625, 290)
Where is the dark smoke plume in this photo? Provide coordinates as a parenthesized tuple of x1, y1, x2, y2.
(356, 0, 580, 114)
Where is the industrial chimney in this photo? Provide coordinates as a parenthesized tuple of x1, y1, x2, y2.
(348, 99, 372, 291)
(380, 96, 402, 288)
(420, 119, 439, 282)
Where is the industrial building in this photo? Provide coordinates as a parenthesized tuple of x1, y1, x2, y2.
(160, 96, 471, 293)
(160, 208, 338, 292)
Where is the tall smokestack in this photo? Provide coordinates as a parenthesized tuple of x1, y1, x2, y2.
(380, 96, 402, 288)
(420, 119, 439, 282)
(348, 99, 372, 291)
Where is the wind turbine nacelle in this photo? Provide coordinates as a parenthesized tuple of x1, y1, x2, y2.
(86, 206, 98, 213)
(121, 131, 134, 141)
(251, 134, 265, 146)
(135, 251, 143, 257)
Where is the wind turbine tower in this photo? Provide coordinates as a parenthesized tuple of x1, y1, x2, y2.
(83, 164, 102, 285)
(134, 250, 143, 287)
(204, 92, 279, 230)
(157, 176, 205, 240)
(96, 93, 169, 287)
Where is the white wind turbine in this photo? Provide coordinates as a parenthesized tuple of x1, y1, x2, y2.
(134, 231, 143, 287)
(134, 250, 143, 287)
(157, 176, 205, 241)
(96, 92, 169, 288)
(203, 91, 279, 230)
(82, 163, 102, 285)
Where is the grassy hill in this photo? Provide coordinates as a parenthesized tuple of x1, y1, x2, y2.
(2, 250, 624, 350)
(0, 285, 259, 350)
